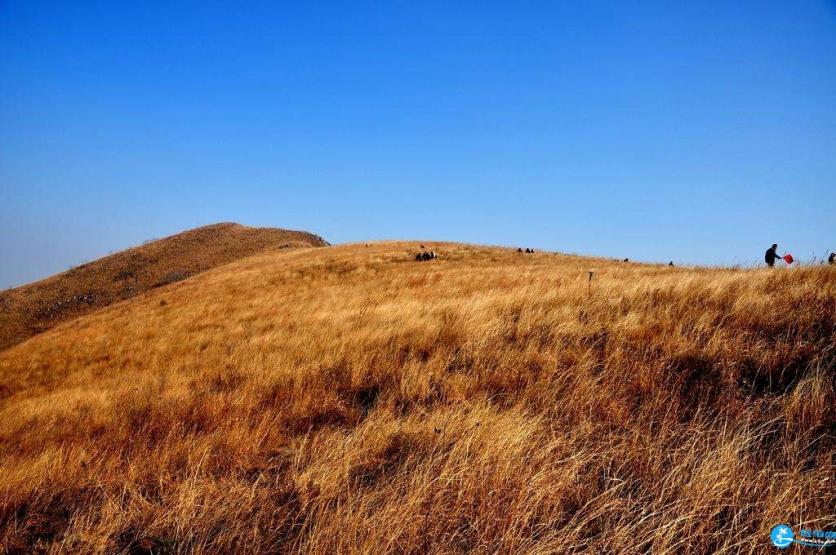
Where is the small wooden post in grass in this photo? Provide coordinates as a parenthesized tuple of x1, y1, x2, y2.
(587, 271, 594, 297)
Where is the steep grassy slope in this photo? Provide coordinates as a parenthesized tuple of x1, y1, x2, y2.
(0, 243, 833, 553)
(0, 223, 328, 351)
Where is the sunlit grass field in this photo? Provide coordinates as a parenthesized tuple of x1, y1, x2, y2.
(0, 242, 833, 553)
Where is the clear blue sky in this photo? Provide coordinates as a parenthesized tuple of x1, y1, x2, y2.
(2, 1, 835, 288)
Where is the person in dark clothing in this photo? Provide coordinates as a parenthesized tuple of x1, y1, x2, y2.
(829, 252, 835, 265)
(764, 244, 782, 267)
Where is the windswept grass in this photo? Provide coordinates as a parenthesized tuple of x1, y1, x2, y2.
(0, 242, 833, 553)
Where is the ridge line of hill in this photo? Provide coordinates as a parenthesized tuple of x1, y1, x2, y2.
(0, 222, 328, 351)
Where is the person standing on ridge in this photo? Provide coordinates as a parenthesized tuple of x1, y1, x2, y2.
(764, 244, 782, 267)
(828, 252, 835, 265)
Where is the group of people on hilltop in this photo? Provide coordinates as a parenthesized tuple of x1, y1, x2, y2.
(765, 243, 835, 267)
(415, 250, 438, 261)
(411, 243, 833, 266)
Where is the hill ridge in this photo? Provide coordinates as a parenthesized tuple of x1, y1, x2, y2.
(0, 222, 327, 351)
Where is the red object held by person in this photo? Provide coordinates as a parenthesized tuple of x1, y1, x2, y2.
(783, 254, 794, 265)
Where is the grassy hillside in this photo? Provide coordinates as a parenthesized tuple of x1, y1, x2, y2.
(0, 223, 328, 351)
(0, 242, 833, 553)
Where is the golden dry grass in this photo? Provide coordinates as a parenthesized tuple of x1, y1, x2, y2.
(0, 242, 833, 553)
(0, 223, 327, 351)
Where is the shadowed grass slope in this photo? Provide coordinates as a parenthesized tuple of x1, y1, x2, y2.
(0, 242, 833, 553)
(0, 223, 328, 351)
